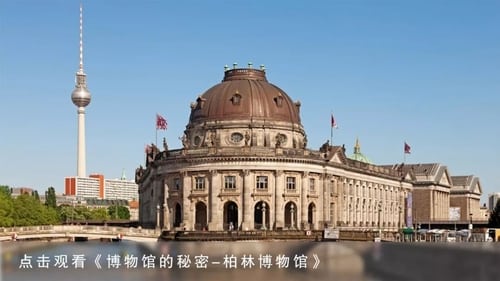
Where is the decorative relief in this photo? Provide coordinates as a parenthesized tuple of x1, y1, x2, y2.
(193, 135, 202, 146)
(230, 132, 244, 143)
(275, 133, 287, 148)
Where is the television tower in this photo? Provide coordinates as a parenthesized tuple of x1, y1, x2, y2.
(71, 4, 91, 177)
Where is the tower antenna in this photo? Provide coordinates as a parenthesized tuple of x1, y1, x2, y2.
(79, 3, 84, 74)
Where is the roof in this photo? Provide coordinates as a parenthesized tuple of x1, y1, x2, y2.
(348, 138, 372, 164)
(379, 163, 452, 187)
(188, 68, 301, 125)
(451, 175, 481, 195)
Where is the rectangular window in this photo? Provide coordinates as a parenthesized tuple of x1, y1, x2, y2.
(195, 177, 205, 190)
(256, 176, 268, 189)
(286, 177, 296, 190)
(174, 178, 181, 190)
(309, 178, 315, 192)
(225, 176, 236, 189)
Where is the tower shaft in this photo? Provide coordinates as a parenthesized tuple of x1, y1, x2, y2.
(77, 107, 86, 177)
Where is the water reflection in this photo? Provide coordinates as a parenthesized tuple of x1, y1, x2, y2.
(2, 241, 367, 281)
(7, 241, 500, 281)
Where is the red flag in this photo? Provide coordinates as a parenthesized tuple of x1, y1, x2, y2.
(404, 142, 411, 154)
(156, 114, 167, 130)
(331, 113, 337, 128)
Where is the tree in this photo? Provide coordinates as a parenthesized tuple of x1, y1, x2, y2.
(488, 200, 500, 228)
(0, 187, 14, 227)
(0, 185, 11, 196)
(45, 187, 57, 209)
(32, 190, 40, 201)
(90, 208, 110, 220)
(108, 205, 130, 220)
(11, 193, 59, 226)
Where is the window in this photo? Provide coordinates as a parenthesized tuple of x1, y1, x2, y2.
(274, 95, 284, 107)
(195, 177, 205, 190)
(230, 132, 244, 143)
(231, 92, 242, 105)
(309, 178, 316, 192)
(174, 178, 181, 190)
(256, 176, 268, 189)
(225, 176, 236, 189)
(286, 177, 296, 190)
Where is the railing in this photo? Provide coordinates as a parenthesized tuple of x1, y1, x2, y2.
(0, 225, 159, 238)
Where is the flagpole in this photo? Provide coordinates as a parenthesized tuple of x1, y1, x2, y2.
(330, 123, 333, 145)
(330, 112, 334, 145)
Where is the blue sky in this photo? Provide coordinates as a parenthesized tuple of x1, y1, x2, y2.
(1, 0, 499, 203)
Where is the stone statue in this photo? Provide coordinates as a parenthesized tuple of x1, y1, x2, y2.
(275, 135, 281, 148)
(135, 165, 144, 183)
(163, 137, 168, 152)
(303, 135, 308, 149)
(245, 131, 251, 146)
(181, 133, 189, 149)
(319, 140, 330, 153)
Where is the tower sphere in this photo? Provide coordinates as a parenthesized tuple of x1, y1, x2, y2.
(71, 85, 91, 108)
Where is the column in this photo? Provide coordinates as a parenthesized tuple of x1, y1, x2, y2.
(241, 170, 252, 231)
(163, 180, 170, 230)
(301, 172, 308, 229)
(274, 170, 284, 229)
(209, 170, 221, 231)
(182, 173, 191, 230)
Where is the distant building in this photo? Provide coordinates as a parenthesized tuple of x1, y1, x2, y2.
(65, 173, 138, 201)
(65, 174, 103, 198)
(10, 187, 34, 197)
(105, 173, 139, 201)
(489, 193, 500, 211)
(450, 175, 482, 221)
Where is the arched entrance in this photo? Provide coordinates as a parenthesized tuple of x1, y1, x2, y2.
(223, 201, 238, 230)
(284, 201, 297, 230)
(195, 202, 207, 231)
(308, 203, 316, 229)
(174, 203, 182, 227)
(254, 201, 270, 230)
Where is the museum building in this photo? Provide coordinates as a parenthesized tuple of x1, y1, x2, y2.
(135, 65, 427, 232)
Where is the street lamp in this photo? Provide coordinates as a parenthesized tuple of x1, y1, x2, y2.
(261, 202, 267, 230)
(71, 199, 75, 225)
(290, 204, 295, 230)
(156, 204, 161, 230)
(163, 203, 167, 230)
(398, 206, 402, 229)
(377, 202, 382, 238)
(469, 213, 473, 241)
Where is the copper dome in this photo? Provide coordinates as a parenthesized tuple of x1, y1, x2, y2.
(189, 68, 301, 125)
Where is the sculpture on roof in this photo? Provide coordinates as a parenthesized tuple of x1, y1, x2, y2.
(320, 140, 330, 153)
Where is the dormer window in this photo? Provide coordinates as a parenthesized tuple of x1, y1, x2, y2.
(274, 93, 284, 107)
(231, 92, 242, 105)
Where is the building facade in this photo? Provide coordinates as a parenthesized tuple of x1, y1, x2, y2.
(489, 193, 500, 211)
(65, 173, 138, 201)
(136, 66, 415, 232)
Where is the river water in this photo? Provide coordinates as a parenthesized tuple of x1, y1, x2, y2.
(1, 240, 370, 281)
(2, 240, 500, 281)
